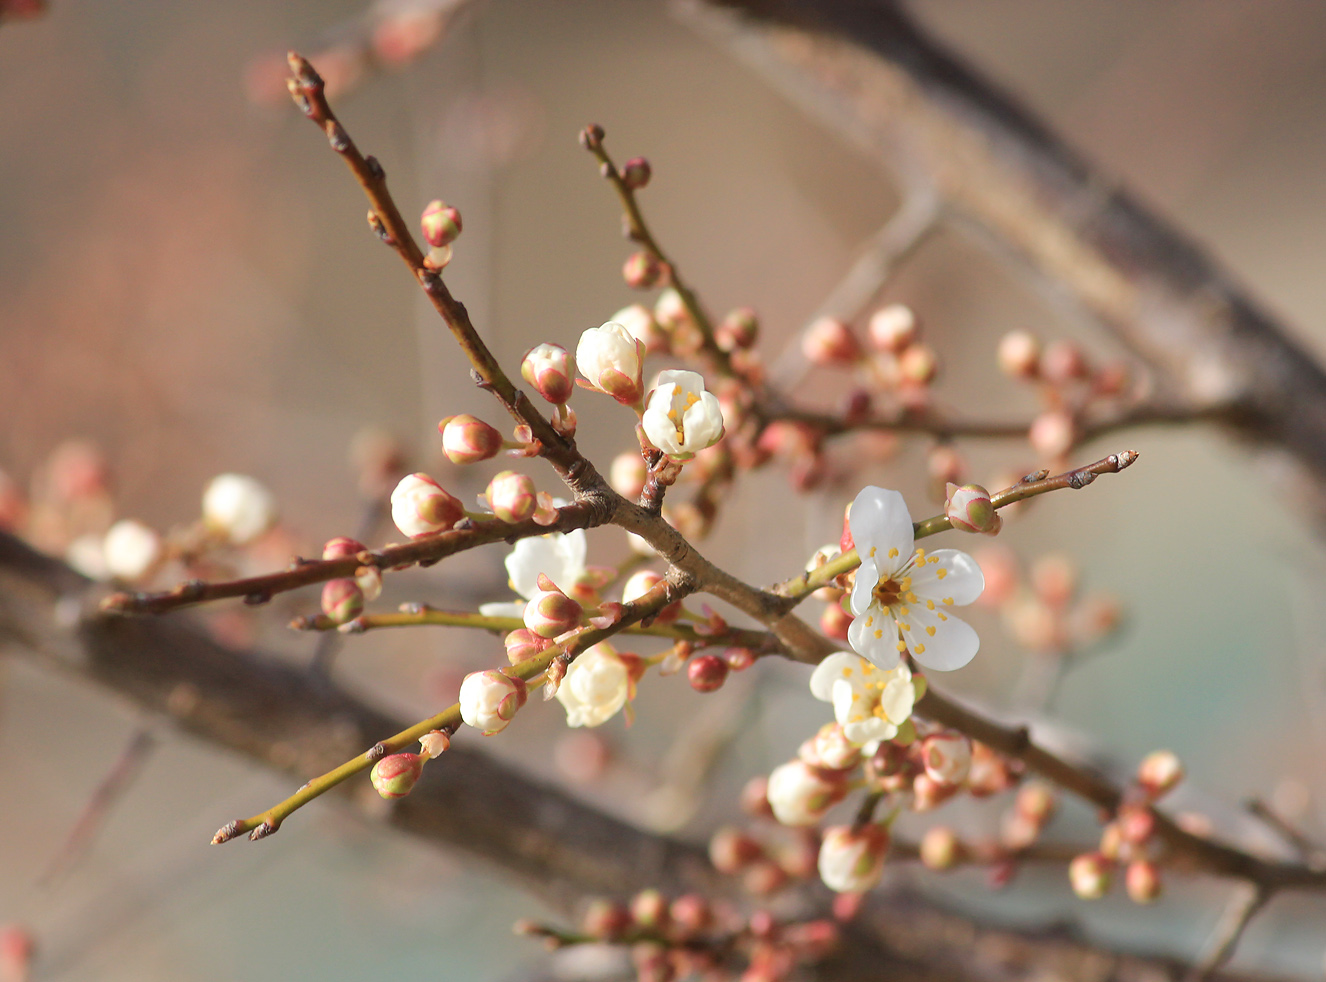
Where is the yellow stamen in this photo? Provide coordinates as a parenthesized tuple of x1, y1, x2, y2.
(926, 626, 936, 636)
(915, 643, 926, 654)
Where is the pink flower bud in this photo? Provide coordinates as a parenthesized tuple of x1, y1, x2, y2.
(459, 669, 528, 735)
(321, 578, 364, 624)
(322, 536, 367, 560)
(390, 473, 464, 537)
(868, 304, 917, 353)
(1015, 781, 1058, 827)
(621, 156, 652, 190)
(716, 307, 760, 351)
(709, 826, 765, 874)
(485, 470, 537, 524)
(687, 654, 729, 693)
(420, 199, 462, 248)
(799, 723, 861, 771)
(1039, 339, 1088, 384)
(1137, 750, 1184, 799)
(524, 577, 583, 638)
(439, 413, 503, 464)
(944, 483, 1001, 535)
(1125, 859, 1162, 904)
(1029, 410, 1076, 459)
(1068, 852, 1113, 899)
(1117, 803, 1157, 845)
(802, 317, 861, 366)
(766, 760, 848, 826)
(919, 826, 964, 870)
(724, 646, 756, 671)
(912, 772, 958, 812)
(743, 860, 789, 897)
(897, 342, 939, 386)
(520, 343, 574, 405)
(505, 627, 548, 664)
(974, 546, 1019, 607)
(623, 250, 665, 289)
(818, 824, 890, 893)
(581, 899, 631, 941)
(630, 889, 670, 931)
(370, 752, 425, 798)
(577, 321, 645, 405)
(1001, 810, 1042, 851)
(1099, 822, 1124, 861)
(921, 732, 972, 786)
(997, 330, 1041, 379)
(820, 601, 852, 641)
(669, 894, 712, 935)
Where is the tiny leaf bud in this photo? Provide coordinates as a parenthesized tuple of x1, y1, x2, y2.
(390, 473, 464, 537)
(440, 414, 503, 464)
(418, 729, 450, 758)
(420, 199, 462, 248)
(520, 343, 574, 405)
(370, 752, 425, 798)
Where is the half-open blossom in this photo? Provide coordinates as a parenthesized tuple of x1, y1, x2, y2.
(556, 642, 632, 727)
(459, 669, 527, 735)
(847, 487, 984, 671)
(818, 823, 890, 893)
(641, 370, 724, 462)
(390, 472, 464, 537)
(203, 473, 276, 545)
(479, 527, 593, 618)
(809, 652, 916, 747)
(577, 321, 644, 405)
(524, 574, 583, 638)
(766, 760, 848, 827)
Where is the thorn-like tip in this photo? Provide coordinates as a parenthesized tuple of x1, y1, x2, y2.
(1115, 449, 1140, 469)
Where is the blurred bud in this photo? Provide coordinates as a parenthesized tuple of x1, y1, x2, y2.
(818, 824, 890, 893)
(743, 859, 789, 896)
(524, 577, 583, 638)
(322, 536, 366, 561)
(610, 452, 648, 499)
(420, 199, 462, 248)
(520, 343, 574, 405)
(439, 414, 503, 464)
(577, 321, 645, 405)
(1001, 810, 1043, 851)
(669, 894, 712, 936)
(1016, 781, 1058, 826)
(710, 826, 764, 874)
(505, 628, 548, 664)
(868, 304, 917, 353)
(579, 123, 605, 150)
(629, 889, 670, 932)
(459, 669, 528, 735)
(1117, 803, 1157, 846)
(485, 470, 538, 524)
(1029, 410, 1076, 459)
(717, 307, 760, 351)
(1094, 361, 1129, 397)
(912, 772, 958, 812)
(1031, 553, 1077, 608)
(370, 752, 425, 798)
(1039, 339, 1088, 384)
(921, 732, 972, 786)
(973, 546, 1019, 607)
(742, 775, 774, 818)
(653, 287, 692, 331)
(926, 444, 964, 487)
(623, 250, 665, 289)
(1137, 750, 1184, 800)
(1099, 822, 1124, 861)
(203, 473, 277, 545)
(966, 742, 1015, 797)
(622, 569, 680, 623)
(419, 730, 450, 758)
(766, 760, 848, 827)
(997, 330, 1041, 379)
(321, 578, 364, 624)
(944, 483, 1001, 535)
(724, 646, 756, 671)
(1125, 859, 1162, 904)
(687, 654, 729, 693)
(897, 342, 938, 386)
(919, 826, 963, 870)
(613, 303, 669, 355)
(581, 899, 631, 941)
(820, 600, 852, 641)
(103, 519, 162, 581)
(48, 439, 109, 501)
(371, 8, 446, 65)
(1068, 852, 1113, 899)
(621, 156, 652, 190)
(802, 317, 861, 366)
(800, 723, 861, 771)
(390, 473, 463, 537)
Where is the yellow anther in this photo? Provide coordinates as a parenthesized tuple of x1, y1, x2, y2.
(865, 616, 874, 627)
(938, 612, 948, 621)
(928, 556, 939, 565)
(900, 622, 911, 632)
(861, 662, 876, 674)
(906, 592, 919, 603)
(888, 547, 899, 559)
(842, 668, 852, 677)
(915, 643, 926, 654)
(896, 641, 907, 652)
(899, 606, 909, 616)
(851, 692, 860, 702)
(943, 597, 954, 605)
(926, 626, 936, 637)
(874, 629, 884, 639)
(937, 569, 948, 579)
(925, 600, 935, 610)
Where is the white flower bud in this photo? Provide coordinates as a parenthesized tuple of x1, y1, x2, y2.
(203, 473, 276, 545)
(818, 823, 890, 893)
(103, 519, 162, 581)
(640, 370, 724, 461)
(390, 473, 463, 537)
(766, 760, 848, 827)
(576, 321, 644, 405)
(921, 732, 972, 786)
(556, 643, 631, 727)
(867, 304, 917, 353)
(459, 670, 527, 735)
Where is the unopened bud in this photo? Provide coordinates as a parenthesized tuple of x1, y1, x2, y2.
(420, 199, 462, 248)
(724, 646, 756, 671)
(1124, 859, 1162, 904)
(868, 304, 916, 353)
(818, 824, 890, 893)
(459, 669, 528, 735)
(1029, 410, 1075, 459)
(524, 576, 583, 638)
(802, 317, 861, 366)
(203, 473, 277, 545)
(1068, 852, 1113, 899)
(630, 889, 670, 931)
(897, 342, 938, 386)
(486, 470, 537, 524)
(322, 536, 366, 560)
(1015, 781, 1058, 826)
(610, 452, 649, 499)
(520, 343, 574, 405)
(919, 826, 963, 870)
(613, 303, 669, 355)
(439, 414, 503, 464)
(1117, 803, 1156, 846)
(1039, 339, 1088, 384)
(321, 578, 364, 624)
(967, 742, 1015, 797)
(912, 772, 958, 812)
(709, 826, 764, 874)
(742, 859, 788, 896)
(741, 776, 774, 818)
(669, 894, 712, 935)
(621, 156, 652, 190)
(799, 723, 860, 772)
(717, 307, 759, 351)
(820, 601, 852, 641)
(392, 473, 464, 539)
(997, 330, 1041, 379)
(1137, 750, 1184, 799)
(921, 732, 972, 786)
(505, 627, 547, 664)
(766, 760, 848, 827)
(581, 899, 630, 941)
(623, 250, 665, 289)
(370, 752, 425, 798)
(1030, 553, 1077, 608)
(103, 519, 162, 581)
(944, 483, 1001, 535)
(687, 654, 729, 693)
(926, 444, 964, 486)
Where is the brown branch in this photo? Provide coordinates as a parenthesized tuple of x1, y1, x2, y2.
(1187, 883, 1273, 982)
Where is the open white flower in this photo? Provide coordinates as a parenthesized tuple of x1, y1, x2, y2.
(810, 652, 916, 747)
(479, 527, 589, 618)
(556, 643, 633, 728)
(847, 487, 985, 671)
(641, 370, 724, 461)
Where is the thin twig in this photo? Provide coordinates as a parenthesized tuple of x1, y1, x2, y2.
(1186, 882, 1272, 981)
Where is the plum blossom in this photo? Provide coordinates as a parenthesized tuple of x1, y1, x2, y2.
(847, 487, 985, 671)
(479, 526, 591, 619)
(556, 642, 634, 728)
(809, 652, 917, 747)
(640, 370, 725, 461)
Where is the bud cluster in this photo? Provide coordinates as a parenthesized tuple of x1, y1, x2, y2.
(798, 304, 940, 412)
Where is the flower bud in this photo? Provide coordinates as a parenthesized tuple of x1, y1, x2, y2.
(716, 307, 759, 351)
(926, 444, 965, 486)
(370, 752, 425, 798)
(944, 483, 1001, 535)
(203, 473, 277, 545)
(687, 654, 729, 693)
(897, 342, 939, 386)
(103, 519, 162, 581)
(912, 772, 958, 812)
(1117, 803, 1156, 845)
(742, 775, 774, 818)
(709, 826, 764, 874)
(622, 569, 680, 622)
(1015, 781, 1058, 827)
(322, 536, 366, 560)
(418, 729, 450, 758)
(621, 156, 652, 190)
(420, 199, 462, 248)
(610, 452, 648, 499)
(485, 470, 537, 524)
(524, 576, 583, 638)
(967, 742, 1015, 797)
(799, 723, 860, 772)
(867, 304, 917, 353)
(581, 899, 631, 941)
(557, 643, 630, 727)
(669, 894, 712, 936)
(505, 627, 548, 664)
(1039, 339, 1088, 384)
(766, 760, 848, 826)
(390, 473, 464, 537)
(520, 343, 574, 405)
(782, 832, 826, 882)
(919, 826, 963, 871)
(1029, 410, 1075, 459)
(1124, 859, 1162, 904)
(613, 303, 669, 355)
(440, 413, 503, 464)
(743, 860, 788, 896)
(577, 321, 645, 405)
(321, 578, 364, 624)
(1001, 810, 1043, 851)
(724, 646, 756, 671)
(802, 317, 861, 366)
(641, 370, 725, 462)
(1137, 750, 1184, 799)
(1030, 553, 1077, 608)
(1099, 821, 1124, 861)
(623, 250, 665, 289)
(820, 601, 852, 641)
(997, 330, 1041, 379)
(1068, 852, 1113, 899)
(459, 669, 528, 735)
(817, 824, 890, 893)
(921, 732, 972, 787)
(630, 889, 670, 932)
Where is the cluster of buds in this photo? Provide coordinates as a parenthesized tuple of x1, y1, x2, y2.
(800, 304, 940, 409)
(996, 330, 1129, 462)
(368, 729, 451, 799)
(318, 536, 382, 626)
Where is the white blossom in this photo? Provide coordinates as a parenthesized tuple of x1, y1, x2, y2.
(576, 321, 644, 405)
(818, 824, 890, 893)
(103, 519, 162, 581)
(640, 370, 724, 461)
(556, 643, 632, 728)
(479, 527, 588, 618)
(203, 473, 276, 545)
(809, 652, 916, 747)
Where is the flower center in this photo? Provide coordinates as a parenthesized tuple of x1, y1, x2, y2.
(872, 577, 903, 607)
(666, 391, 701, 440)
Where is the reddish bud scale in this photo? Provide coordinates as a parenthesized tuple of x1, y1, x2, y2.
(420, 199, 462, 248)
(370, 752, 425, 798)
(322, 536, 367, 561)
(687, 654, 729, 692)
(621, 156, 652, 190)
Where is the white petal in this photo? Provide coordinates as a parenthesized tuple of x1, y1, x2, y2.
(849, 556, 880, 616)
(830, 678, 861, 728)
(641, 383, 684, 455)
(810, 652, 861, 701)
(847, 609, 901, 669)
(907, 605, 980, 672)
(680, 390, 725, 451)
(505, 530, 588, 599)
(848, 486, 913, 573)
(844, 716, 895, 746)
(908, 549, 984, 606)
(654, 368, 703, 393)
(879, 675, 915, 723)
(478, 601, 526, 619)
